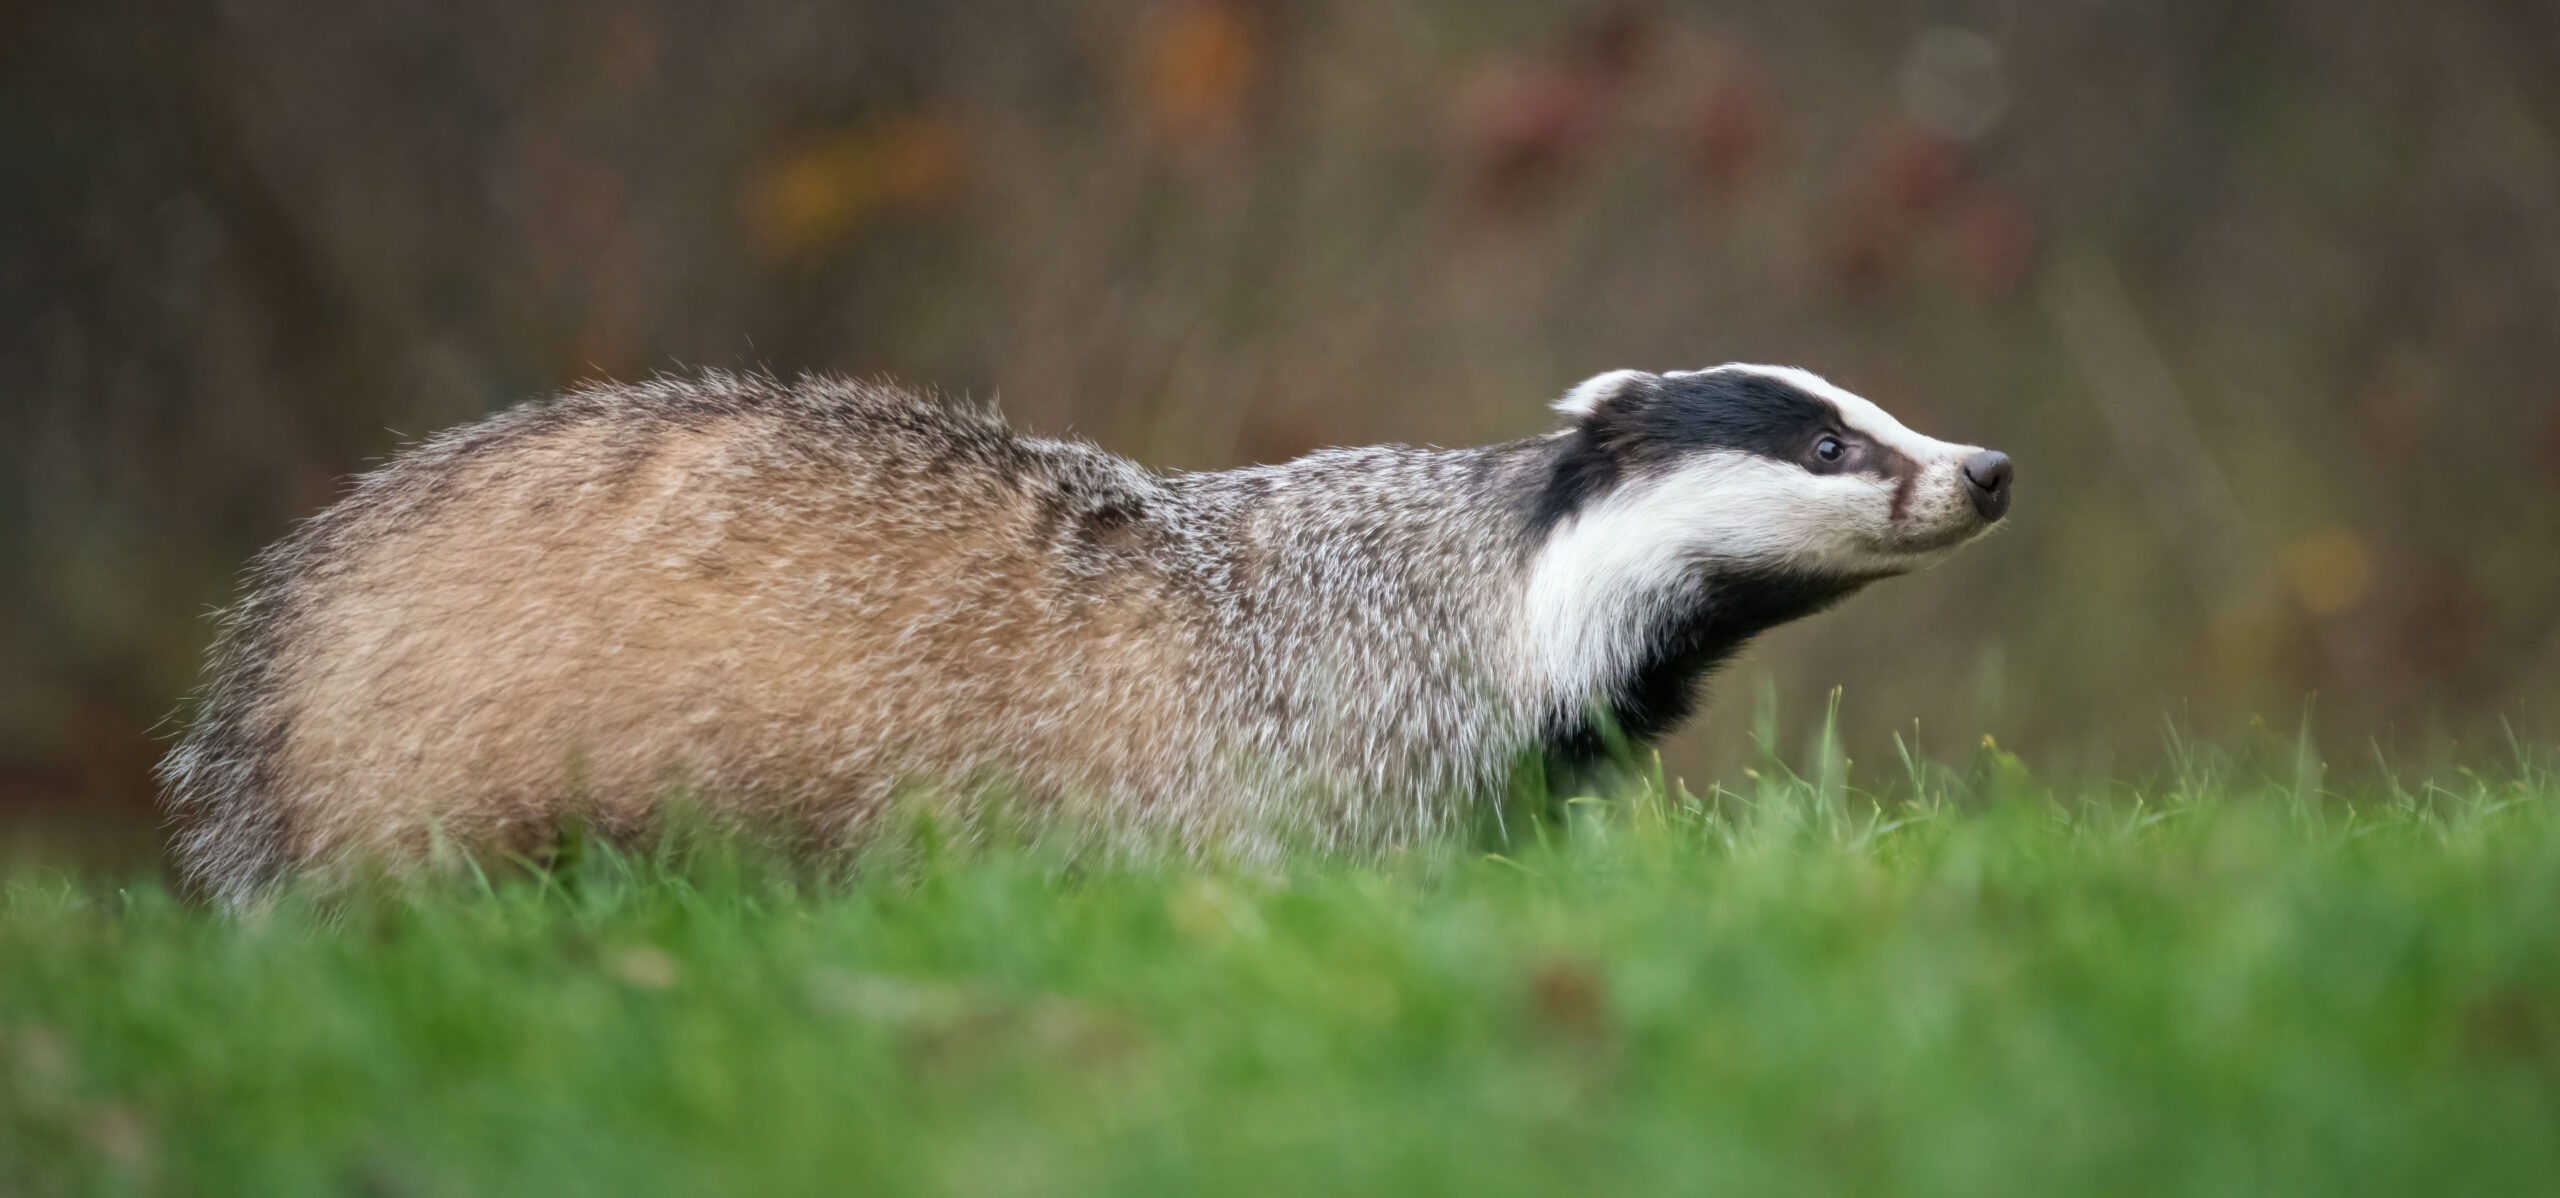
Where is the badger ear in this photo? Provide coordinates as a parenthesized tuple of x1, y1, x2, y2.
(1552, 369, 1654, 420)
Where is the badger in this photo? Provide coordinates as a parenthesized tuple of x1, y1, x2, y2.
(160, 365, 2012, 901)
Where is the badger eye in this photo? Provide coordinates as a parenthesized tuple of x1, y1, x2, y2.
(1814, 436, 1846, 463)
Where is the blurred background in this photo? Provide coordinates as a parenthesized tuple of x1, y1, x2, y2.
(6, 0, 2558, 868)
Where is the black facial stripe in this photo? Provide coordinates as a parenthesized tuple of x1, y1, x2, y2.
(1529, 370, 1910, 531)
(1611, 371, 1835, 466)
(1527, 431, 1620, 535)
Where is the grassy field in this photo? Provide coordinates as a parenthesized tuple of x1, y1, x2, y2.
(5, 728, 2558, 1197)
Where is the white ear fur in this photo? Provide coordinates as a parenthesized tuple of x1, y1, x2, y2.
(1551, 369, 1654, 418)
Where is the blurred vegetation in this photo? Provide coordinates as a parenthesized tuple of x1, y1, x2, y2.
(5, 739, 2559, 1194)
(4, 0, 2559, 861)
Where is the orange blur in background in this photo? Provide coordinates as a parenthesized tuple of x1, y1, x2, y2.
(5, 0, 2557, 867)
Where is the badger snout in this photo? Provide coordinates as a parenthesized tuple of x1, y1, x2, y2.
(1961, 450, 2013, 522)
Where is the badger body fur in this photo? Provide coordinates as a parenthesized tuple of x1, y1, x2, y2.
(162, 366, 2012, 900)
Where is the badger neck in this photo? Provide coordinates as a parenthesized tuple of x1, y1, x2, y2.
(1515, 458, 1873, 755)
(1183, 440, 1866, 780)
(1549, 570, 1869, 752)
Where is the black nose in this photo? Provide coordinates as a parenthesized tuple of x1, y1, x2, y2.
(1962, 450, 2012, 521)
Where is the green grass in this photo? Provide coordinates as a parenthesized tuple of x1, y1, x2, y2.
(5, 729, 2559, 1197)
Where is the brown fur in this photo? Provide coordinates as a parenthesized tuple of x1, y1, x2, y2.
(166, 374, 1263, 893)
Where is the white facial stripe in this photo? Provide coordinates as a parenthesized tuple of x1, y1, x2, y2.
(1519, 452, 1903, 707)
(1715, 364, 1973, 463)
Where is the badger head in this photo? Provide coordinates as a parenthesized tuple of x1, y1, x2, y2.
(1523, 364, 2012, 743)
